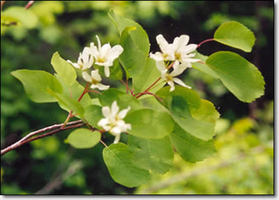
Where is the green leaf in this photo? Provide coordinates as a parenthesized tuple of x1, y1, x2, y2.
(206, 51, 265, 102)
(2, 7, 38, 29)
(192, 52, 219, 79)
(47, 89, 84, 117)
(55, 75, 91, 114)
(156, 86, 219, 141)
(103, 143, 150, 187)
(11, 69, 62, 103)
(98, 88, 141, 111)
(65, 128, 100, 149)
(83, 105, 103, 128)
(51, 52, 77, 86)
(128, 136, 173, 174)
(133, 57, 164, 94)
(214, 21, 255, 52)
(125, 108, 174, 139)
(170, 124, 216, 162)
(119, 26, 149, 77)
(108, 10, 150, 78)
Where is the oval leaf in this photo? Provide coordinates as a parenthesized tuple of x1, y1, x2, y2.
(206, 51, 265, 102)
(128, 136, 173, 174)
(84, 105, 103, 128)
(11, 69, 62, 103)
(214, 21, 255, 52)
(156, 86, 219, 141)
(103, 143, 150, 187)
(170, 125, 216, 162)
(125, 108, 174, 139)
(66, 128, 100, 149)
(51, 52, 77, 86)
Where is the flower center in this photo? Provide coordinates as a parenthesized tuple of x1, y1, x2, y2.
(165, 74, 173, 81)
(175, 52, 181, 61)
(91, 78, 99, 85)
(97, 57, 106, 63)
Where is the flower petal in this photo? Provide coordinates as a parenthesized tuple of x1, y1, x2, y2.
(118, 106, 130, 119)
(104, 66, 110, 77)
(111, 101, 119, 117)
(173, 78, 191, 89)
(110, 45, 123, 60)
(82, 71, 92, 82)
(173, 35, 190, 50)
(98, 118, 109, 129)
(156, 34, 170, 54)
(95, 83, 110, 91)
(113, 134, 121, 144)
(155, 60, 167, 72)
(102, 106, 110, 118)
(150, 52, 164, 62)
(91, 69, 101, 81)
(170, 61, 188, 76)
(167, 81, 175, 92)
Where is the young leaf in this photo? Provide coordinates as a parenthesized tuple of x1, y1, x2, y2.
(214, 21, 255, 52)
(65, 128, 100, 149)
(55, 75, 92, 114)
(119, 26, 149, 77)
(51, 52, 77, 86)
(103, 143, 150, 187)
(108, 10, 150, 78)
(170, 124, 216, 162)
(47, 89, 84, 117)
(11, 69, 62, 103)
(206, 51, 265, 102)
(98, 88, 141, 111)
(156, 86, 219, 141)
(125, 108, 174, 139)
(128, 136, 173, 174)
(84, 105, 103, 128)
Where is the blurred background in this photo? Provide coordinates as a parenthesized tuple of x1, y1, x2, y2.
(1, 1, 273, 194)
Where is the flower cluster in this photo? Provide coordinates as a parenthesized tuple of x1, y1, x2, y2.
(67, 35, 123, 90)
(150, 34, 200, 91)
(98, 101, 131, 144)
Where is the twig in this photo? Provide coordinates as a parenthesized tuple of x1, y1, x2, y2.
(36, 160, 83, 194)
(197, 38, 214, 48)
(1, 120, 84, 156)
(139, 146, 265, 194)
(25, 0, 34, 9)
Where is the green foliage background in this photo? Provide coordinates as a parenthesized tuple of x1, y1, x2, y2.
(1, 1, 273, 194)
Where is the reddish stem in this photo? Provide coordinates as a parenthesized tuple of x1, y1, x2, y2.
(136, 77, 161, 98)
(78, 83, 89, 102)
(25, 0, 34, 9)
(197, 38, 214, 48)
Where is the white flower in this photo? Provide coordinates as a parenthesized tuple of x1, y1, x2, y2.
(150, 34, 200, 68)
(82, 69, 109, 91)
(98, 101, 131, 144)
(67, 47, 93, 70)
(90, 35, 123, 77)
(159, 61, 191, 92)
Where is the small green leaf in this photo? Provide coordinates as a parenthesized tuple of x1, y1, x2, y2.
(170, 125, 216, 162)
(214, 21, 255, 52)
(206, 51, 265, 102)
(156, 86, 219, 141)
(98, 88, 141, 111)
(108, 10, 150, 78)
(125, 108, 174, 139)
(119, 26, 149, 77)
(66, 128, 100, 149)
(84, 105, 103, 128)
(51, 52, 77, 86)
(128, 136, 173, 174)
(2, 7, 38, 29)
(55, 75, 91, 114)
(103, 143, 150, 187)
(11, 69, 62, 103)
(47, 89, 84, 117)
